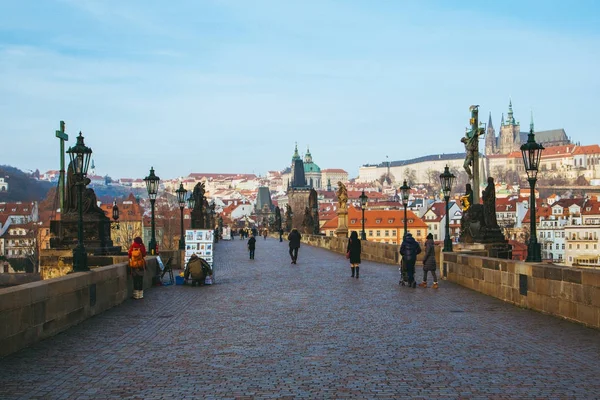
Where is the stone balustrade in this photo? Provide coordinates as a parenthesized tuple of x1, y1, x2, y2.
(0, 258, 158, 358)
(440, 252, 600, 329)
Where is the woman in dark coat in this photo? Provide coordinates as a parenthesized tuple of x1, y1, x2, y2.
(419, 233, 438, 288)
(347, 231, 362, 278)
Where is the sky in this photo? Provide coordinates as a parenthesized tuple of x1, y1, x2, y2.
(1, 0, 599, 180)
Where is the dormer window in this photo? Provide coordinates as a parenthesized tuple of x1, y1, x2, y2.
(350, 219, 357, 224)
(376, 219, 382, 224)
(388, 219, 394, 223)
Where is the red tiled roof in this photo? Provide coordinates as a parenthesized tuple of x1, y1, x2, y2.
(573, 144, 600, 155)
(322, 207, 427, 230)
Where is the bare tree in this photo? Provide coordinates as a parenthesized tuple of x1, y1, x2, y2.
(404, 168, 417, 186)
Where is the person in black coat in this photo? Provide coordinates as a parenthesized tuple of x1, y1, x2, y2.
(287, 228, 302, 264)
(247, 234, 256, 260)
(419, 233, 438, 288)
(346, 231, 362, 278)
(400, 232, 421, 288)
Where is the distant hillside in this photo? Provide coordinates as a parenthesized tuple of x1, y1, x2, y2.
(0, 165, 54, 202)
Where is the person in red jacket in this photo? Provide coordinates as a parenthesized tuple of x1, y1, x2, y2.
(128, 237, 147, 299)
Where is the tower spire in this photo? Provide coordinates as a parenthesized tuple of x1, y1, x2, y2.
(507, 99, 515, 125)
(292, 142, 300, 162)
(530, 109, 534, 133)
(488, 111, 493, 130)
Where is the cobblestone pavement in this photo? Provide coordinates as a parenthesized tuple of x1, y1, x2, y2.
(2, 238, 600, 399)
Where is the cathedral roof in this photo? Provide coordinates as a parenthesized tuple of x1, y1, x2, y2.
(518, 129, 569, 146)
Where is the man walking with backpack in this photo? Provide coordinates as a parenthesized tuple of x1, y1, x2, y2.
(400, 232, 421, 288)
(128, 237, 147, 299)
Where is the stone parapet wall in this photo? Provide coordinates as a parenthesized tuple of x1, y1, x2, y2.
(0, 258, 158, 358)
(441, 252, 600, 329)
(301, 234, 433, 266)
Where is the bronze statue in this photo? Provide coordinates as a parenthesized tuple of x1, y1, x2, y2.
(460, 183, 474, 211)
(192, 182, 206, 210)
(461, 105, 485, 180)
(336, 181, 348, 210)
(302, 206, 313, 234)
(275, 206, 282, 230)
(285, 203, 293, 231)
(482, 177, 499, 229)
(309, 188, 319, 235)
(64, 161, 105, 216)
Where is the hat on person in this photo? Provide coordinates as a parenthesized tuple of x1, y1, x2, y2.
(427, 233, 434, 240)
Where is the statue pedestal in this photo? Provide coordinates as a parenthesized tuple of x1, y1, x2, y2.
(335, 209, 349, 238)
(455, 242, 512, 259)
(49, 214, 120, 255)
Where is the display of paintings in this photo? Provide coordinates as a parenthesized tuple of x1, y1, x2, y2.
(184, 229, 215, 267)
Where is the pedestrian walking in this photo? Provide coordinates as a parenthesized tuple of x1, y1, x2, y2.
(419, 233, 439, 288)
(128, 236, 147, 299)
(287, 228, 302, 264)
(247, 234, 256, 260)
(347, 231, 362, 278)
(263, 228, 268, 240)
(279, 228, 284, 242)
(400, 232, 421, 288)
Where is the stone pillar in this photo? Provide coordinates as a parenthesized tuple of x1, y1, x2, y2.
(335, 209, 348, 238)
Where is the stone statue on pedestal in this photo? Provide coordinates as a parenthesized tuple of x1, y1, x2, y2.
(49, 161, 117, 254)
(191, 182, 206, 229)
(285, 204, 293, 232)
(335, 181, 349, 238)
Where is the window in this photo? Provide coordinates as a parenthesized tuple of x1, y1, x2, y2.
(562, 244, 565, 250)
(417, 230, 421, 236)
(384, 230, 389, 237)
(577, 244, 580, 249)
(569, 244, 572, 249)
(368, 230, 373, 237)
(376, 230, 381, 237)
(586, 244, 589, 249)
(376, 219, 382, 224)
(555, 243, 559, 250)
(351, 219, 357, 224)
(388, 219, 394, 223)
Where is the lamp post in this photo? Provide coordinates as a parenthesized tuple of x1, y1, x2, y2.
(187, 194, 196, 212)
(112, 199, 120, 230)
(144, 167, 160, 255)
(400, 180, 411, 239)
(359, 190, 368, 240)
(439, 166, 456, 252)
(66, 132, 93, 272)
(520, 129, 544, 262)
(176, 183, 187, 250)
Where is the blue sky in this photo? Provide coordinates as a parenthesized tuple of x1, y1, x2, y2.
(1, 0, 599, 180)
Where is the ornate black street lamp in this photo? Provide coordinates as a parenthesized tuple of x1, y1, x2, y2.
(439, 166, 456, 252)
(66, 132, 92, 272)
(144, 167, 160, 255)
(187, 194, 196, 211)
(400, 180, 411, 239)
(359, 190, 368, 240)
(112, 199, 120, 230)
(176, 183, 187, 250)
(520, 129, 544, 262)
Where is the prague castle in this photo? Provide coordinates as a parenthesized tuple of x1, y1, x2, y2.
(484, 100, 571, 156)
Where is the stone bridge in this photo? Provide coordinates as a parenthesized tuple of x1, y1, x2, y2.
(1, 238, 600, 398)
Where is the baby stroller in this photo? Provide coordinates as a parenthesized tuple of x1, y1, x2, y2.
(399, 258, 408, 286)
(185, 255, 213, 286)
